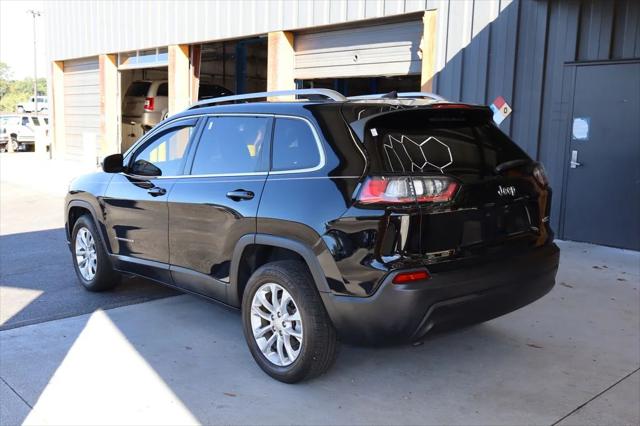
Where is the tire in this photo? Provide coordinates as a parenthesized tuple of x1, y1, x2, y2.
(10, 137, 18, 152)
(71, 214, 120, 292)
(241, 260, 338, 383)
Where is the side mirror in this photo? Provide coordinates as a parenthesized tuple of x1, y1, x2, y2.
(131, 159, 162, 177)
(102, 154, 124, 173)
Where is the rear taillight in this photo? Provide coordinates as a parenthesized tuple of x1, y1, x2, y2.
(532, 163, 548, 187)
(144, 97, 154, 111)
(412, 177, 459, 202)
(392, 270, 430, 284)
(357, 176, 458, 205)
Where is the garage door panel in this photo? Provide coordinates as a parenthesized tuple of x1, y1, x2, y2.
(64, 73, 99, 89)
(295, 20, 423, 79)
(296, 21, 422, 53)
(63, 57, 100, 162)
(62, 85, 100, 96)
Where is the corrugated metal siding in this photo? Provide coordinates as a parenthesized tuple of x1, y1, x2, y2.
(44, 0, 432, 61)
(423, 0, 639, 233)
(63, 57, 100, 162)
(294, 20, 423, 79)
(48, 0, 640, 235)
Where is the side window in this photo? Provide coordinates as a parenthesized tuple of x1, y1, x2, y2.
(272, 118, 320, 171)
(157, 83, 168, 97)
(190, 116, 269, 175)
(131, 125, 193, 176)
(21, 117, 29, 126)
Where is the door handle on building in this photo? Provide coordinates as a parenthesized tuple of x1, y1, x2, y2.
(570, 150, 582, 168)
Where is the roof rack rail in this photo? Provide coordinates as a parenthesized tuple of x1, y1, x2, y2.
(188, 88, 347, 109)
(347, 92, 447, 101)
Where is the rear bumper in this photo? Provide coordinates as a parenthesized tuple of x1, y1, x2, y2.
(321, 243, 559, 345)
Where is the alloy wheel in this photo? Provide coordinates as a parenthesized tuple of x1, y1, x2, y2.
(250, 283, 303, 366)
(75, 227, 97, 281)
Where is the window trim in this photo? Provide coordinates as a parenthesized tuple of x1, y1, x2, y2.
(123, 113, 326, 179)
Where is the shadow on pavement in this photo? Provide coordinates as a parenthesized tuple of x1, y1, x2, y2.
(0, 228, 178, 331)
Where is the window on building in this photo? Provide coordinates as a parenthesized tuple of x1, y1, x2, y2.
(191, 116, 269, 175)
(272, 118, 320, 171)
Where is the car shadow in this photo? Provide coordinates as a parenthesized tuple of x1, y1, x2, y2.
(0, 228, 178, 331)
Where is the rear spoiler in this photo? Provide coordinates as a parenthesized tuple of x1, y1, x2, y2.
(345, 104, 492, 142)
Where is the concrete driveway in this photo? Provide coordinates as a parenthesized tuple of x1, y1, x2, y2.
(1, 154, 639, 425)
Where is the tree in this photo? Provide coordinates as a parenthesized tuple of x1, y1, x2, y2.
(0, 62, 47, 113)
(0, 62, 11, 99)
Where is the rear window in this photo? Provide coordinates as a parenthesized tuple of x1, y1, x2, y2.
(361, 108, 528, 176)
(126, 82, 151, 97)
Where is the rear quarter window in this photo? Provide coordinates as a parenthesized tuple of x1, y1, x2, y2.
(271, 118, 320, 171)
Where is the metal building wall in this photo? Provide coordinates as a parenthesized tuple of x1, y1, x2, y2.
(45, 0, 640, 233)
(427, 0, 639, 232)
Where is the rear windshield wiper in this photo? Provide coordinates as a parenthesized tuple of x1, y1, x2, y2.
(495, 158, 531, 174)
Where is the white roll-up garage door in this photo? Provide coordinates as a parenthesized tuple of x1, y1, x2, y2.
(294, 20, 423, 80)
(63, 57, 100, 162)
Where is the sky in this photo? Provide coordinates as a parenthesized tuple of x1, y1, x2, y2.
(0, 0, 48, 80)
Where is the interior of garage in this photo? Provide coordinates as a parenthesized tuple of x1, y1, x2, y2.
(117, 38, 268, 153)
(119, 67, 168, 152)
(198, 37, 267, 97)
(297, 75, 420, 97)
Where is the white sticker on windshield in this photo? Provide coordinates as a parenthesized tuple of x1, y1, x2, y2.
(370, 128, 378, 137)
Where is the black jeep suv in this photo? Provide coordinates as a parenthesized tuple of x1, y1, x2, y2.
(65, 89, 559, 383)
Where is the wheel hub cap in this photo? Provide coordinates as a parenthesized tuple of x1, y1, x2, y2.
(75, 227, 97, 281)
(250, 283, 303, 367)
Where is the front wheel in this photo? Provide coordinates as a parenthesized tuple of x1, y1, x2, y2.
(241, 261, 337, 383)
(10, 137, 18, 152)
(71, 215, 120, 291)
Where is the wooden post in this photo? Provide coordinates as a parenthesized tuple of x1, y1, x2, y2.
(99, 54, 119, 156)
(169, 44, 191, 115)
(420, 10, 438, 92)
(190, 44, 202, 103)
(267, 31, 295, 99)
(51, 61, 65, 159)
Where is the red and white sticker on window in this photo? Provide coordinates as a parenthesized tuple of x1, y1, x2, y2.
(490, 96, 512, 126)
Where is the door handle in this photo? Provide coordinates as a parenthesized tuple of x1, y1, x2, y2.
(570, 150, 582, 169)
(147, 187, 167, 197)
(226, 189, 254, 201)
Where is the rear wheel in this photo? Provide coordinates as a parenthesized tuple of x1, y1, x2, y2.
(241, 260, 337, 383)
(71, 215, 120, 291)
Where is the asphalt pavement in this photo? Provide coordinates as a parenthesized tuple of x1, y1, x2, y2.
(0, 153, 177, 331)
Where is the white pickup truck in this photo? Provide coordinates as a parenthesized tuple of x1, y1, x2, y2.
(0, 115, 49, 152)
(16, 96, 48, 113)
